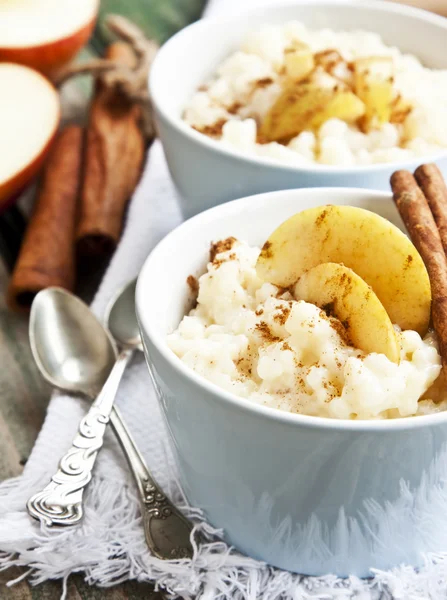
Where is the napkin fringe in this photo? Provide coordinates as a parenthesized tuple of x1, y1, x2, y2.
(3, 473, 447, 599)
(3, 140, 447, 598)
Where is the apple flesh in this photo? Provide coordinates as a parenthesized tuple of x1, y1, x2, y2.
(257, 205, 431, 335)
(294, 262, 400, 362)
(0, 0, 98, 78)
(0, 63, 60, 209)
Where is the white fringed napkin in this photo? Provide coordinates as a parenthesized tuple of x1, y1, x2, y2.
(2, 1, 447, 598)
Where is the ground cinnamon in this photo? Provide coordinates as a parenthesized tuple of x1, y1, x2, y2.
(391, 169, 447, 371)
(76, 41, 146, 257)
(414, 164, 447, 257)
(7, 126, 83, 312)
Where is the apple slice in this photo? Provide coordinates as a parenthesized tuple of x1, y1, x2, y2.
(260, 70, 365, 142)
(0, 0, 98, 77)
(0, 63, 60, 208)
(284, 44, 315, 81)
(354, 57, 394, 131)
(257, 205, 431, 335)
(294, 262, 400, 362)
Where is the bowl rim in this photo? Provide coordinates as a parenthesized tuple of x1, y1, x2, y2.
(149, 0, 447, 175)
(136, 186, 447, 433)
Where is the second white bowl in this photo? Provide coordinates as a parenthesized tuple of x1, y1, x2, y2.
(149, 0, 447, 218)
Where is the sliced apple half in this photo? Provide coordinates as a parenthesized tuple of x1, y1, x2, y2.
(295, 263, 400, 362)
(0, 63, 60, 208)
(257, 205, 431, 335)
(0, 0, 98, 77)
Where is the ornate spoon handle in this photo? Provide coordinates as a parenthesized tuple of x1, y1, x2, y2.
(27, 349, 133, 526)
(110, 406, 193, 559)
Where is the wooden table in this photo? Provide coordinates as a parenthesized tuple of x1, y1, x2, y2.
(0, 2, 204, 597)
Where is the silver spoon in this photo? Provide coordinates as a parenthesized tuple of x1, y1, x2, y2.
(27, 284, 193, 560)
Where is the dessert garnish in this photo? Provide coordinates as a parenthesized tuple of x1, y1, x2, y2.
(184, 22, 445, 166)
(391, 164, 447, 374)
(168, 188, 446, 419)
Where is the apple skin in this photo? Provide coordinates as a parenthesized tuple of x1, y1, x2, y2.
(0, 121, 59, 213)
(0, 16, 96, 78)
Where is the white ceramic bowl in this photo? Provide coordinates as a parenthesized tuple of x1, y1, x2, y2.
(149, 0, 447, 219)
(136, 187, 447, 577)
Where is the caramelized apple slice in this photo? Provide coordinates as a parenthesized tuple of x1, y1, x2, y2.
(284, 44, 315, 81)
(260, 71, 365, 142)
(354, 57, 394, 131)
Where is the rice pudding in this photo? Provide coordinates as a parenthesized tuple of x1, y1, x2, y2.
(183, 21, 447, 166)
(168, 235, 445, 420)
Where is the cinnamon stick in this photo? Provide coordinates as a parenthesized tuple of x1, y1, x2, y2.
(76, 41, 146, 257)
(7, 126, 83, 312)
(414, 164, 447, 256)
(391, 170, 447, 371)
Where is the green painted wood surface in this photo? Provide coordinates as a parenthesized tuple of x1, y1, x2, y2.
(0, 0, 206, 597)
(96, 0, 205, 47)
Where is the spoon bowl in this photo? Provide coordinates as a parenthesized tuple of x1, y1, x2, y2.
(30, 288, 117, 398)
(105, 279, 142, 350)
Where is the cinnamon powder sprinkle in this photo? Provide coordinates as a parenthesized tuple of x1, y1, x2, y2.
(193, 118, 227, 138)
(317, 304, 351, 344)
(404, 254, 414, 270)
(260, 240, 273, 259)
(315, 49, 344, 69)
(186, 275, 199, 295)
(227, 102, 242, 114)
(329, 318, 350, 345)
(273, 305, 291, 325)
(212, 252, 237, 269)
(255, 321, 280, 342)
(210, 237, 237, 262)
(235, 345, 255, 378)
(255, 77, 274, 88)
(315, 207, 330, 227)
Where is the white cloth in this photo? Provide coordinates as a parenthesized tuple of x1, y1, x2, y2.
(2, 2, 447, 599)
